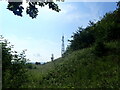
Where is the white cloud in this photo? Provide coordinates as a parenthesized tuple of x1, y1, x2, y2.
(57, 3, 100, 25)
(60, 4, 78, 14)
(58, 4, 85, 23)
(35, 3, 83, 23)
(28, 3, 91, 24)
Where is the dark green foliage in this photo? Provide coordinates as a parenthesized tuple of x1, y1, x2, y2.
(26, 2, 39, 19)
(0, 35, 28, 88)
(7, 2, 24, 16)
(34, 66, 37, 69)
(2, 40, 12, 72)
(26, 63, 37, 69)
(26, 63, 33, 69)
(67, 2, 120, 52)
(95, 11, 120, 41)
(35, 62, 41, 65)
(69, 25, 95, 51)
(7, 1, 61, 19)
(93, 41, 107, 57)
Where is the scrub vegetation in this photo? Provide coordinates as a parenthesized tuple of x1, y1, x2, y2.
(1, 1, 120, 89)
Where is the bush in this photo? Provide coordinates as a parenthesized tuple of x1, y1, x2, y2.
(93, 41, 107, 57)
(27, 64, 33, 69)
(34, 66, 37, 69)
(1, 36, 29, 88)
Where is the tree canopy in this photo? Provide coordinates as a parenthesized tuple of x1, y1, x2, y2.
(65, 1, 120, 55)
(7, 1, 61, 19)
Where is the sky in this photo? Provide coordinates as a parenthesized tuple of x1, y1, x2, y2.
(0, 1, 117, 62)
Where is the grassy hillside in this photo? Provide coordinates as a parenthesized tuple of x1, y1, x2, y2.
(23, 41, 120, 88)
(1, 2, 120, 89)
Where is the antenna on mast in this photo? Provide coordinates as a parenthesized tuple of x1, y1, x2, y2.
(61, 35, 65, 57)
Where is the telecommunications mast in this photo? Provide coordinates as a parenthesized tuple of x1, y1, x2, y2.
(61, 35, 65, 57)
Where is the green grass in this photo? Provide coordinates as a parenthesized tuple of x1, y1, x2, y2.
(22, 41, 120, 88)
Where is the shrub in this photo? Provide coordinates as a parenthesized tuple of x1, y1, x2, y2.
(27, 64, 33, 69)
(1, 36, 29, 88)
(93, 41, 107, 57)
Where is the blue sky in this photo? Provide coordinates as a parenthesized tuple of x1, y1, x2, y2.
(0, 1, 117, 62)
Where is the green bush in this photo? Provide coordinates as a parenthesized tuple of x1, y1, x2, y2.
(27, 64, 33, 69)
(93, 41, 107, 57)
(0, 36, 29, 88)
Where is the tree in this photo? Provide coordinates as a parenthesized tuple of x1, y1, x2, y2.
(35, 62, 41, 65)
(7, 0, 61, 19)
(0, 35, 28, 88)
(66, 1, 120, 53)
(68, 26, 95, 51)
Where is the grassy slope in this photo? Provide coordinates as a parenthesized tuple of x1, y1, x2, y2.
(23, 41, 120, 88)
